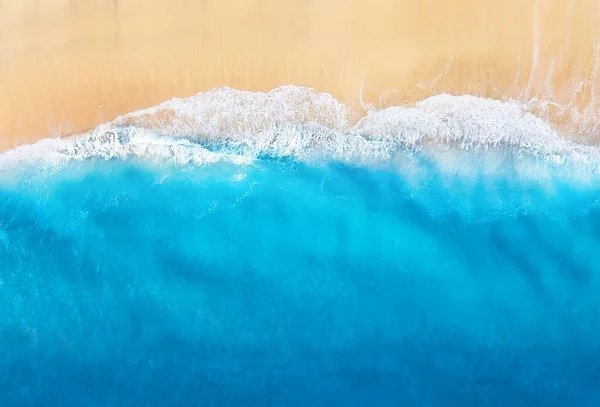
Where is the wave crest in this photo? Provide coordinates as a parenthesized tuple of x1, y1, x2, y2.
(2, 86, 600, 176)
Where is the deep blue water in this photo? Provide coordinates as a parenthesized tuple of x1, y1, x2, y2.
(1, 153, 600, 406)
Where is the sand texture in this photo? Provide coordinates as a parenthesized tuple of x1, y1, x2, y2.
(1, 0, 600, 151)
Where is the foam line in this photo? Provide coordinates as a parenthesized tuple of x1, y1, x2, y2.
(1, 86, 599, 177)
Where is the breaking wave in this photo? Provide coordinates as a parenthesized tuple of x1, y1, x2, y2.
(2, 86, 600, 180)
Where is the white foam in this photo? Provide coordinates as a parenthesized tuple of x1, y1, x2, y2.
(0, 126, 252, 177)
(1, 86, 600, 177)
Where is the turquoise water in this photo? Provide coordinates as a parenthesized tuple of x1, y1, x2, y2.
(2, 144, 600, 405)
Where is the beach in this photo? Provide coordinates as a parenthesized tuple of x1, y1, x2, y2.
(5, 3, 600, 405)
(1, 0, 599, 151)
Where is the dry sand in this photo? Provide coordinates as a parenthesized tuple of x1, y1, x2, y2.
(1, 0, 599, 151)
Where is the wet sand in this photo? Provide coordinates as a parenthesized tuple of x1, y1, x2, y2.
(1, 0, 599, 151)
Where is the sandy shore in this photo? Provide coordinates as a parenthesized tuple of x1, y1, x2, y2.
(1, 0, 599, 151)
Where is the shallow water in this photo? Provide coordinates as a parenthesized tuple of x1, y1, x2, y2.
(2, 146, 600, 405)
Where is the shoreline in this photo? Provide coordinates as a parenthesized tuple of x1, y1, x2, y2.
(1, 0, 600, 152)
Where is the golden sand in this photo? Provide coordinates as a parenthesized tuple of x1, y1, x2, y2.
(1, 0, 599, 151)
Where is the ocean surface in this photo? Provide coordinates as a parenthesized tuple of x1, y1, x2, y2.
(2, 87, 600, 406)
